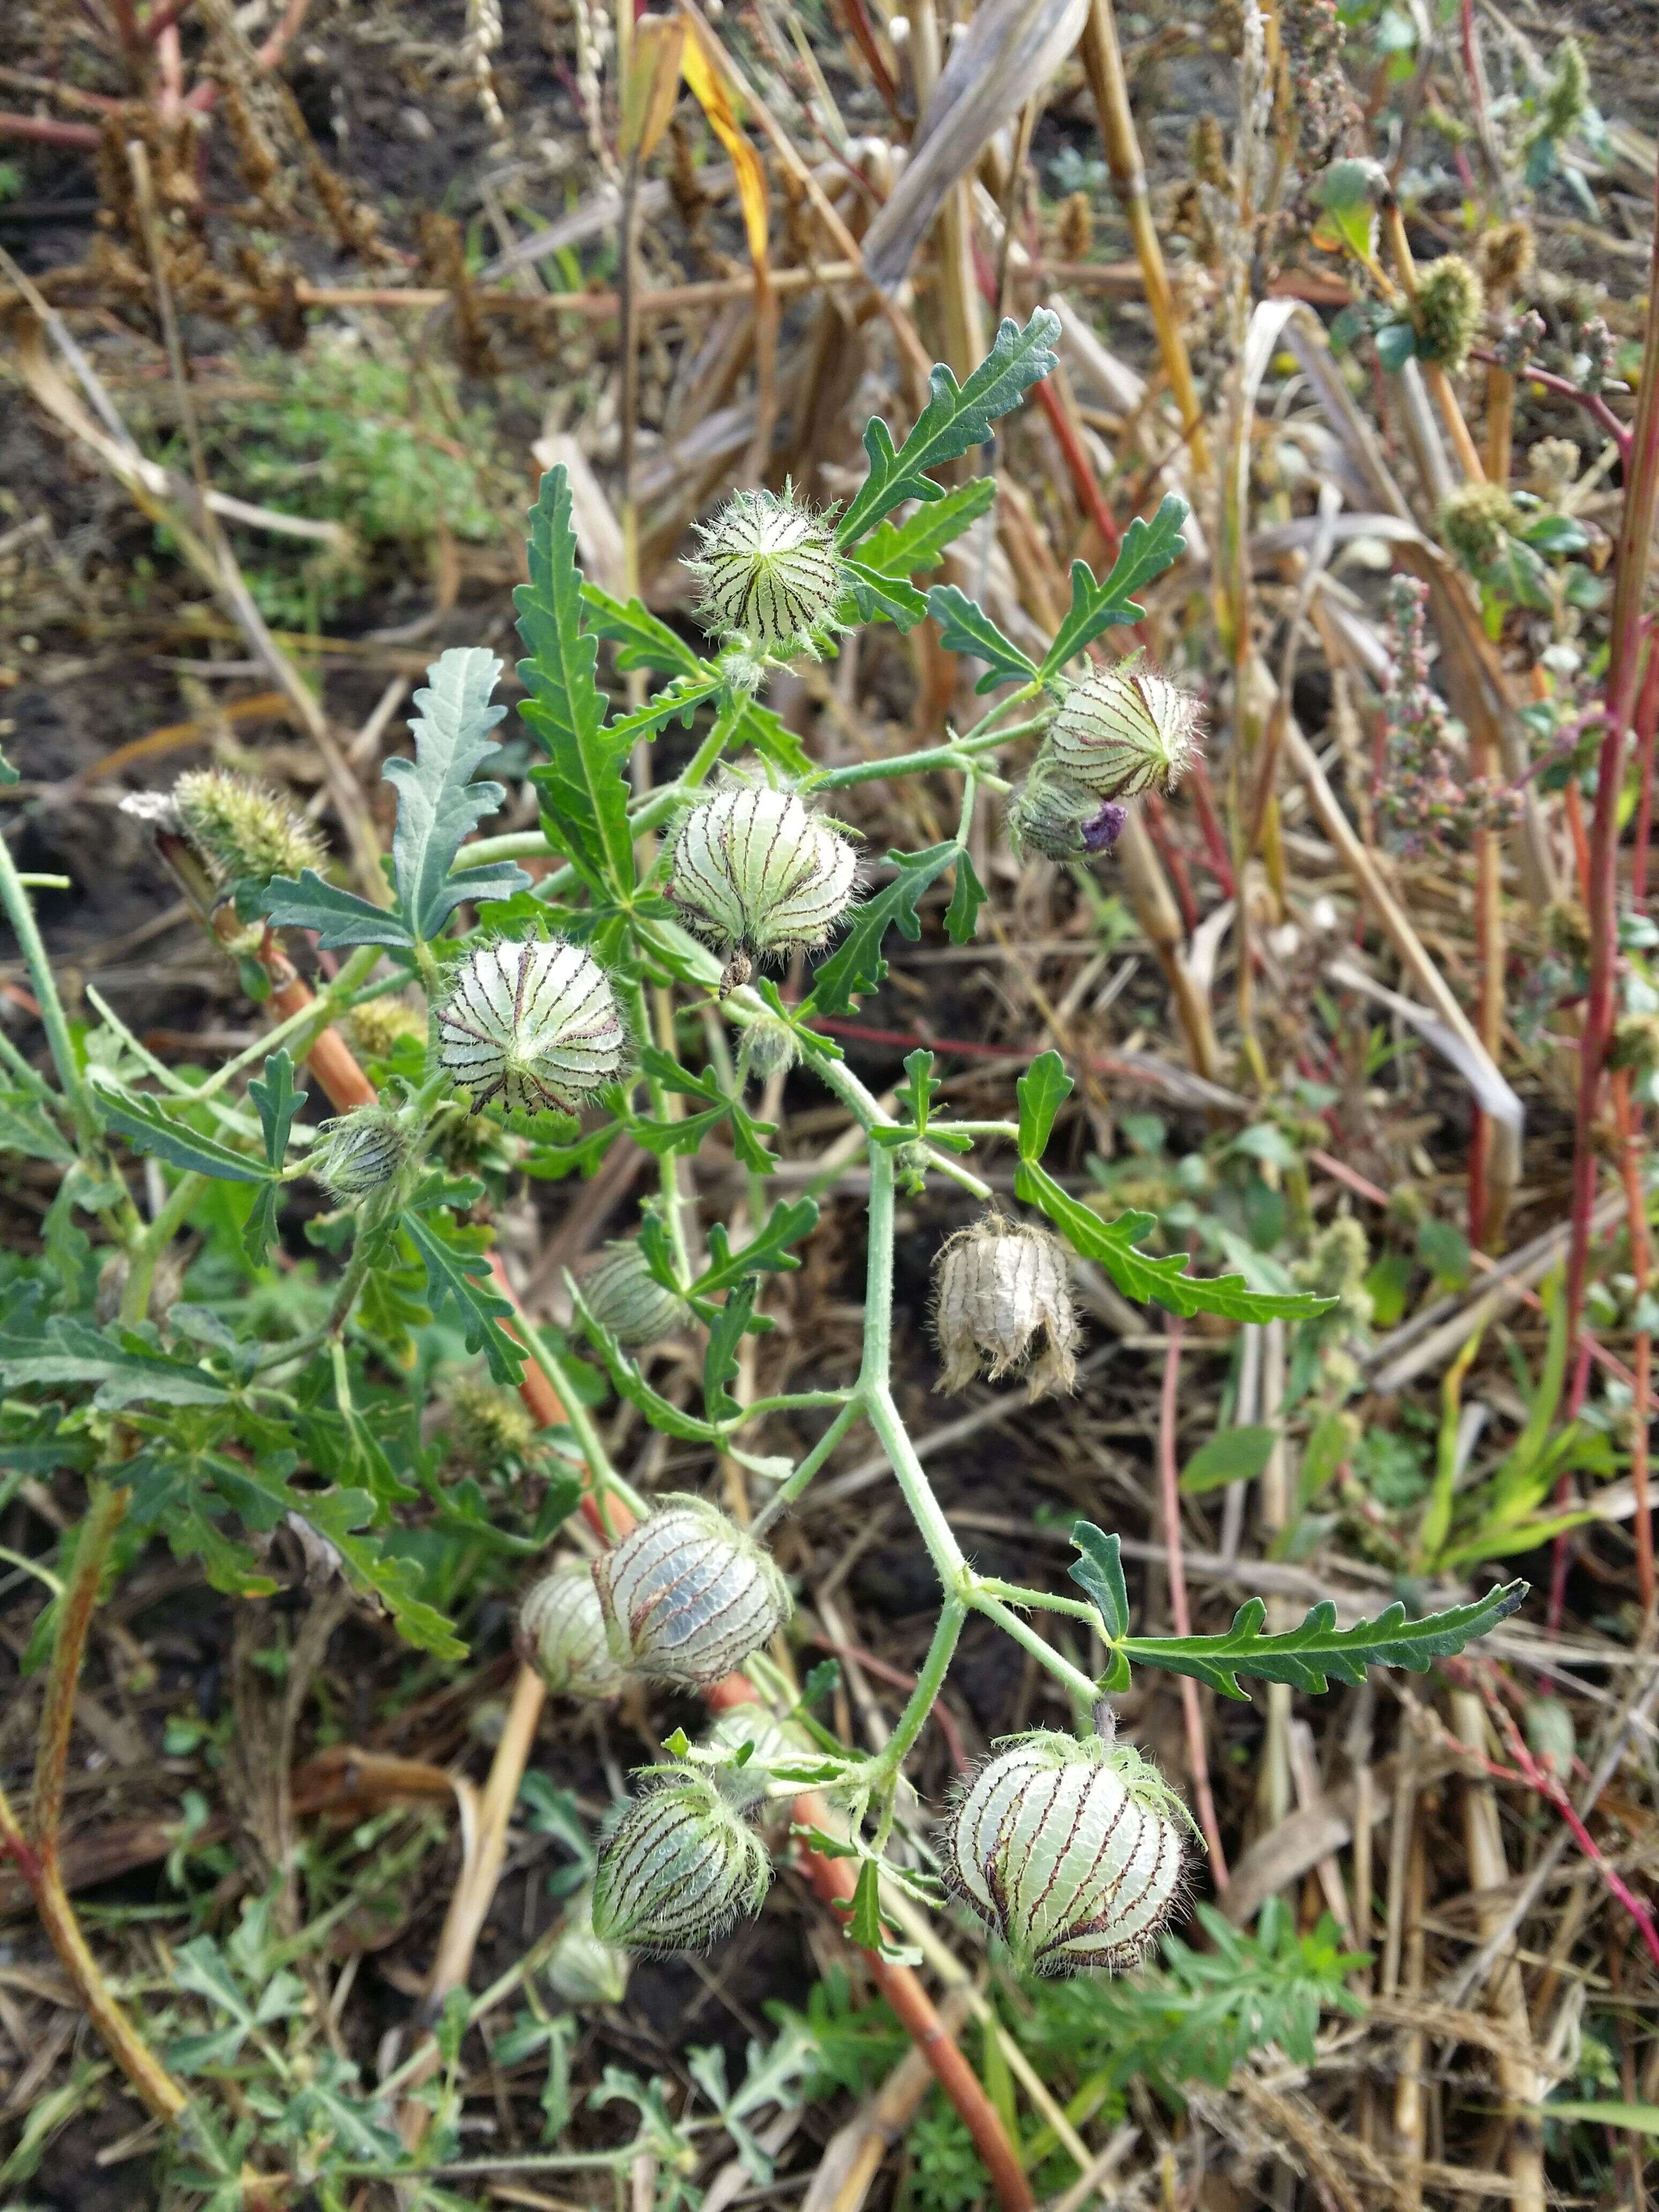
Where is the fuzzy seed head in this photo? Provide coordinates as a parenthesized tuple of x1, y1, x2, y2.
(443, 1372, 538, 1472)
(591, 1768, 772, 1952)
(941, 1732, 1189, 1976)
(437, 937, 629, 1116)
(313, 1105, 409, 1201)
(1046, 666, 1204, 802)
(345, 995, 427, 1062)
(1527, 437, 1581, 499)
(1006, 770, 1127, 862)
(1438, 481, 1517, 571)
(1538, 38, 1589, 144)
(932, 1216, 1080, 1400)
(543, 1887, 632, 2006)
(667, 786, 857, 984)
(592, 1495, 792, 1686)
(518, 1559, 630, 1698)
(579, 1239, 690, 1349)
(173, 767, 326, 890)
(1611, 1013, 1659, 1077)
(1474, 219, 1535, 300)
(687, 487, 846, 656)
(1411, 256, 1484, 373)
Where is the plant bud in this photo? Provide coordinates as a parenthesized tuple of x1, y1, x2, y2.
(173, 767, 326, 891)
(1006, 769, 1127, 861)
(942, 1732, 1188, 1976)
(738, 1014, 799, 1085)
(437, 936, 629, 1115)
(1045, 666, 1204, 802)
(543, 1886, 632, 2005)
(443, 1372, 538, 1472)
(932, 1216, 1080, 1400)
(312, 1105, 409, 1201)
(593, 1495, 791, 1686)
(1411, 256, 1484, 373)
(687, 485, 846, 657)
(591, 1768, 771, 1952)
(667, 785, 857, 993)
(579, 1239, 690, 1349)
(518, 1559, 630, 1698)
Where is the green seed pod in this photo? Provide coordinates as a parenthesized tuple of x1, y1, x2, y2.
(443, 1372, 538, 1472)
(1411, 256, 1484, 373)
(1438, 481, 1517, 570)
(591, 1768, 772, 1952)
(1045, 666, 1204, 802)
(686, 486, 846, 657)
(1006, 769, 1127, 862)
(932, 1216, 1080, 1400)
(173, 767, 327, 891)
(579, 1240, 690, 1349)
(667, 785, 857, 992)
(518, 1559, 629, 1698)
(437, 937, 629, 1115)
(543, 1886, 632, 2006)
(312, 1105, 409, 1202)
(738, 1014, 800, 1085)
(593, 1496, 792, 1686)
(942, 1732, 1187, 1976)
(700, 1701, 814, 1778)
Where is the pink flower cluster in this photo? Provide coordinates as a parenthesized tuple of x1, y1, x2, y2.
(1378, 578, 1519, 855)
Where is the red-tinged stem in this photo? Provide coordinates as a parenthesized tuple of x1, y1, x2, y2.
(183, 0, 313, 109)
(1632, 625, 1659, 907)
(142, 0, 195, 38)
(1563, 167, 1659, 1351)
(1469, 352, 1633, 462)
(1142, 790, 1199, 933)
(1157, 1320, 1228, 1887)
(1612, 1068, 1654, 1616)
(1185, 755, 1237, 896)
(0, 110, 102, 148)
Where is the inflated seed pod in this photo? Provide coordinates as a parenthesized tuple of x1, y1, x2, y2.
(942, 1732, 1187, 1976)
(1045, 665, 1204, 802)
(579, 1240, 690, 1349)
(591, 1768, 772, 1952)
(436, 937, 629, 1115)
(543, 1886, 632, 2006)
(932, 1216, 1080, 1400)
(667, 785, 857, 993)
(517, 1559, 629, 1698)
(1006, 769, 1127, 862)
(312, 1105, 409, 1202)
(173, 767, 326, 890)
(686, 486, 846, 656)
(592, 1496, 791, 1686)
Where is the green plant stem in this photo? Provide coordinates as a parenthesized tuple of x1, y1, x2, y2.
(806, 715, 1047, 791)
(118, 1170, 207, 1326)
(0, 823, 97, 1148)
(862, 1593, 967, 1784)
(748, 1396, 865, 1538)
(621, 974, 696, 1282)
(516, 1326, 649, 1526)
(974, 1577, 1102, 1625)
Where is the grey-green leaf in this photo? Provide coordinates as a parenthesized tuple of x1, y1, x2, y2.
(387, 646, 531, 940)
(263, 871, 413, 951)
(926, 585, 1039, 693)
(93, 1083, 273, 1185)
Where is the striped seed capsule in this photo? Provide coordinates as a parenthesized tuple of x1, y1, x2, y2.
(436, 937, 629, 1115)
(1006, 769, 1127, 862)
(932, 1216, 1080, 1401)
(579, 1239, 690, 1350)
(517, 1559, 629, 1699)
(313, 1105, 409, 1202)
(543, 1885, 632, 2005)
(592, 1495, 791, 1686)
(942, 1732, 1188, 1976)
(687, 487, 846, 657)
(591, 1768, 771, 1953)
(667, 785, 857, 994)
(1045, 664, 1205, 802)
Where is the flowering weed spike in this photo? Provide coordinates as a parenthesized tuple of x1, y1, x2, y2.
(942, 1731, 1188, 1976)
(174, 767, 326, 890)
(442, 1372, 537, 1472)
(591, 1767, 771, 1952)
(1411, 256, 1484, 373)
(932, 1215, 1080, 1400)
(437, 937, 629, 1115)
(593, 1495, 792, 1685)
(1045, 665, 1204, 802)
(667, 784, 857, 993)
(1438, 481, 1518, 571)
(687, 485, 846, 658)
(518, 1559, 630, 1698)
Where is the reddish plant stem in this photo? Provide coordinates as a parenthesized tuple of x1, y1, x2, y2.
(1563, 167, 1659, 1351)
(1612, 1068, 1654, 1616)
(1157, 1320, 1228, 1887)
(141, 0, 197, 39)
(1632, 625, 1659, 907)
(1469, 353, 1633, 464)
(0, 110, 102, 148)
